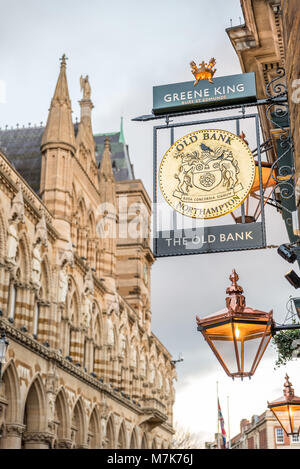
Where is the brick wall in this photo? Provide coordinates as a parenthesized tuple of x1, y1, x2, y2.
(248, 436, 254, 449)
(259, 428, 268, 449)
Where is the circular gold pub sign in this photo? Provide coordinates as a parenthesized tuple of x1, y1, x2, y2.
(159, 129, 255, 219)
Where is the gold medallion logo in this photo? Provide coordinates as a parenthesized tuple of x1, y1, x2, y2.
(159, 129, 255, 219)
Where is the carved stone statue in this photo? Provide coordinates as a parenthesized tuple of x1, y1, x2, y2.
(84, 268, 94, 296)
(106, 316, 114, 346)
(35, 209, 48, 247)
(149, 363, 155, 384)
(60, 240, 74, 268)
(32, 244, 42, 285)
(58, 263, 68, 304)
(82, 294, 92, 330)
(80, 75, 91, 100)
(157, 370, 163, 389)
(107, 293, 119, 316)
(131, 345, 137, 368)
(10, 183, 25, 223)
(6, 221, 19, 263)
(119, 332, 126, 357)
(140, 354, 145, 377)
(165, 378, 170, 394)
(81, 269, 94, 329)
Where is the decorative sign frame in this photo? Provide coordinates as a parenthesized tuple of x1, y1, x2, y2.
(151, 111, 266, 257)
(132, 69, 294, 258)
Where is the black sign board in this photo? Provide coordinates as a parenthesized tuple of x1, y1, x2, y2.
(153, 72, 257, 115)
(156, 222, 264, 257)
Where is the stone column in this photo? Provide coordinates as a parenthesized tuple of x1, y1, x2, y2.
(22, 432, 53, 449)
(0, 423, 25, 449)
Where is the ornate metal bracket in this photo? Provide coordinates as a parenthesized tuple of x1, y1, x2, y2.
(266, 68, 295, 206)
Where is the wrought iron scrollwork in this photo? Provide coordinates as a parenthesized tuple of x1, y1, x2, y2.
(265, 67, 295, 212)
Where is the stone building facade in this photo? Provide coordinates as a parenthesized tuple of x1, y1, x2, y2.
(0, 56, 175, 449)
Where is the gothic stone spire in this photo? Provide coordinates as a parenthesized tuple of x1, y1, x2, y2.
(41, 54, 75, 151)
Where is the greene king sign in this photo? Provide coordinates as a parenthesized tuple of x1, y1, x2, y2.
(153, 72, 257, 115)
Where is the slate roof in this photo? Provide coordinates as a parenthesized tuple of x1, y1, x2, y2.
(94, 131, 134, 181)
(0, 124, 134, 196)
(0, 126, 45, 195)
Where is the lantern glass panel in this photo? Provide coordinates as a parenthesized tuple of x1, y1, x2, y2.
(206, 333, 239, 376)
(205, 320, 272, 377)
(271, 404, 300, 436)
(241, 323, 272, 374)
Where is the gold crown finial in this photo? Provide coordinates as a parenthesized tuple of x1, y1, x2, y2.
(190, 58, 217, 86)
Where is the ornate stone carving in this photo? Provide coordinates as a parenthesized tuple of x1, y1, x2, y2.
(84, 268, 94, 296)
(4, 423, 25, 437)
(140, 354, 146, 377)
(60, 240, 74, 268)
(34, 209, 48, 247)
(22, 431, 54, 445)
(31, 243, 42, 286)
(58, 263, 68, 304)
(106, 316, 114, 346)
(80, 75, 91, 100)
(130, 344, 137, 368)
(107, 293, 119, 316)
(149, 363, 155, 384)
(81, 269, 94, 329)
(6, 220, 19, 264)
(119, 331, 126, 357)
(10, 183, 25, 223)
(57, 438, 73, 449)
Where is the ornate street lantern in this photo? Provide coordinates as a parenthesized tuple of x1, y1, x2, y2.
(268, 375, 300, 436)
(196, 270, 274, 379)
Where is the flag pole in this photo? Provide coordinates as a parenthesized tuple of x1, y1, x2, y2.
(227, 395, 231, 449)
(217, 381, 220, 449)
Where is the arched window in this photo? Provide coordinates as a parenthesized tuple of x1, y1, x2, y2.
(71, 399, 86, 448)
(118, 422, 127, 449)
(88, 408, 100, 449)
(22, 376, 47, 449)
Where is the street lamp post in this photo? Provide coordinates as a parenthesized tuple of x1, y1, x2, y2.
(268, 375, 300, 436)
(196, 270, 274, 379)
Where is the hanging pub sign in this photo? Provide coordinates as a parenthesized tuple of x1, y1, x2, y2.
(132, 57, 267, 257)
(159, 129, 256, 219)
(153, 64, 257, 115)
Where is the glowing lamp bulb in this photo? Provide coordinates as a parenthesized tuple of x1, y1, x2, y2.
(235, 327, 240, 339)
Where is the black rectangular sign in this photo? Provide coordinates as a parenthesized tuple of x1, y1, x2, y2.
(155, 222, 264, 257)
(153, 72, 257, 115)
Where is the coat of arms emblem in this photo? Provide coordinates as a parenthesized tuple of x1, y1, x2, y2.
(190, 58, 217, 85)
(159, 129, 255, 219)
(174, 143, 240, 196)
